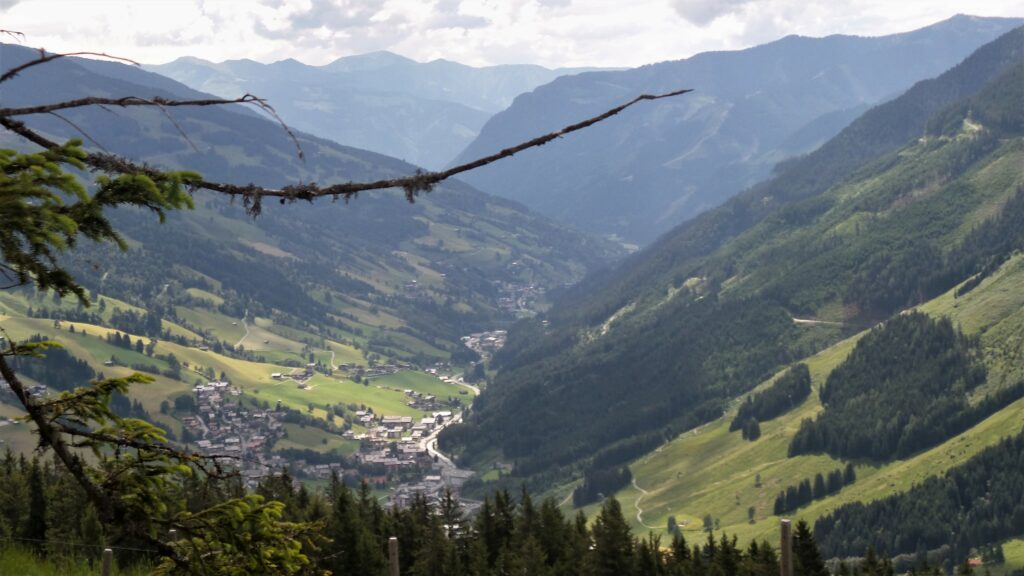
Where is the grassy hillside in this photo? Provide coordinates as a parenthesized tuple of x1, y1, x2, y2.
(0, 308, 467, 457)
(585, 253, 1024, 545)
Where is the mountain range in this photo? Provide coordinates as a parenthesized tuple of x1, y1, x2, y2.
(0, 43, 620, 364)
(452, 14, 1023, 244)
(440, 23, 1024, 536)
(149, 52, 598, 169)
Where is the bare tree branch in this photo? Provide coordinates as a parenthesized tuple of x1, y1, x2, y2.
(0, 88, 693, 210)
(0, 30, 25, 42)
(147, 100, 201, 153)
(244, 97, 306, 162)
(46, 111, 110, 152)
(0, 49, 140, 83)
(0, 94, 267, 117)
(0, 94, 306, 161)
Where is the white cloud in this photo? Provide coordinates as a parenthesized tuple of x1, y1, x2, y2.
(0, 0, 1019, 68)
(428, 0, 491, 29)
(672, 0, 753, 26)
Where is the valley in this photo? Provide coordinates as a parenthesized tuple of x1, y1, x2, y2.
(1, 9, 1023, 575)
(0, 41, 615, 503)
(0, 289, 481, 488)
(439, 24, 1024, 571)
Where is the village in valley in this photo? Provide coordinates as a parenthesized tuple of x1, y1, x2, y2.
(461, 330, 507, 360)
(0, 257, 513, 515)
(180, 359, 481, 510)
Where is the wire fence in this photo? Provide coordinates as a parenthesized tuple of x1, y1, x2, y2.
(1, 536, 157, 553)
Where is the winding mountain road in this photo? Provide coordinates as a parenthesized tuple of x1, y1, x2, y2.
(418, 376, 480, 468)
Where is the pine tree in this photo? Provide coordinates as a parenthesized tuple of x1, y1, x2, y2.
(862, 546, 883, 576)
(440, 487, 464, 539)
(636, 532, 666, 576)
(591, 497, 635, 576)
(827, 469, 844, 494)
(797, 479, 813, 507)
(844, 462, 857, 485)
(813, 473, 827, 499)
(743, 417, 762, 441)
(517, 535, 553, 576)
(793, 520, 828, 576)
(671, 531, 691, 564)
(716, 532, 740, 576)
(535, 497, 571, 570)
(23, 459, 47, 547)
(0, 450, 28, 539)
(411, 515, 456, 576)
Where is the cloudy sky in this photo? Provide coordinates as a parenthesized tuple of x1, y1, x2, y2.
(1, 0, 1020, 68)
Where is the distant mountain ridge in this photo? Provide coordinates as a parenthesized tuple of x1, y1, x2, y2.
(452, 14, 1023, 244)
(0, 43, 621, 361)
(149, 52, 600, 169)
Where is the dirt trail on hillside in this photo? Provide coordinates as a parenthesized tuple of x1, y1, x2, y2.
(632, 478, 658, 529)
(234, 309, 251, 348)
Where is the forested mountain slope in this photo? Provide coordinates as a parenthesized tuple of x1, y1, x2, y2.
(452, 15, 1022, 244)
(150, 52, 596, 169)
(588, 250, 1024, 562)
(0, 43, 621, 364)
(440, 26, 1024, 496)
(814, 433, 1024, 562)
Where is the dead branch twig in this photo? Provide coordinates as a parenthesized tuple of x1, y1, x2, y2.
(46, 111, 110, 152)
(0, 94, 266, 117)
(0, 49, 140, 83)
(0, 88, 693, 209)
(0, 94, 306, 160)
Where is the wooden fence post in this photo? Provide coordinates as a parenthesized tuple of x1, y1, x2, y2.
(101, 547, 113, 576)
(389, 536, 400, 576)
(780, 519, 793, 576)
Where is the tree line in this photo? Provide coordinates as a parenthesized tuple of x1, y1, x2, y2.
(787, 313, 1017, 461)
(447, 296, 805, 492)
(815, 431, 1024, 566)
(0, 448, 852, 576)
(8, 334, 95, 392)
(573, 465, 633, 508)
(773, 463, 856, 515)
(732, 364, 811, 441)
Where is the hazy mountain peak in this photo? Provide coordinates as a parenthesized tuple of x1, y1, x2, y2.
(149, 48, 595, 168)
(162, 55, 215, 67)
(272, 57, 305, 67)
(451, 15, 1023, 245)
(325, 50, 416, 72)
